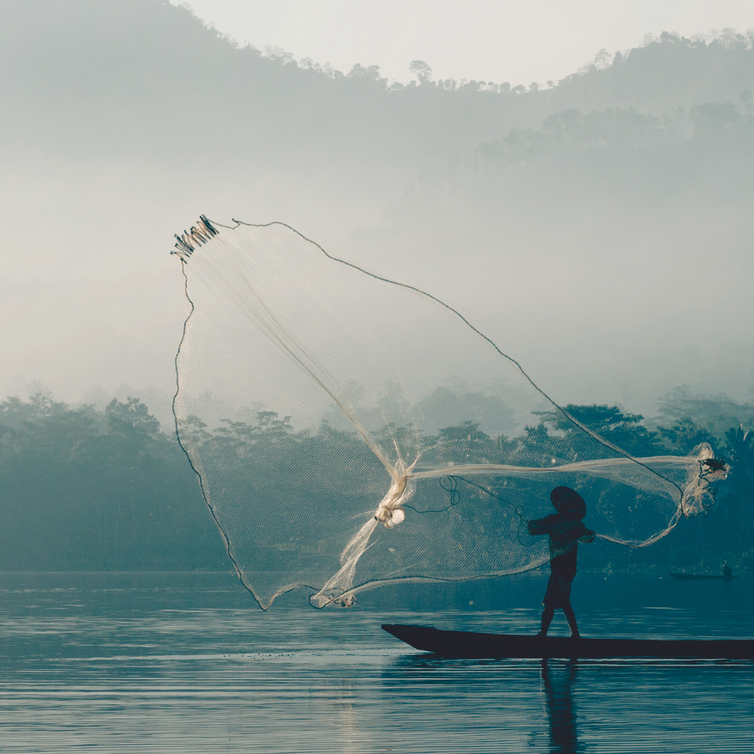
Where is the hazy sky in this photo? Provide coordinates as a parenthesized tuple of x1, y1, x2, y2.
(173, 0, 754, 85)
(3, 0, 753, 417)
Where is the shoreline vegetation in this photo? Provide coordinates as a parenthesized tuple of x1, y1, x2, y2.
(1, 390, 751, 577)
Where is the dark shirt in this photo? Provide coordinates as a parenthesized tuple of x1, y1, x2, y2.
(528, 513, 589, 582)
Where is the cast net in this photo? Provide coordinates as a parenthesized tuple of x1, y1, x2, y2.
(171, 216, 727, 609)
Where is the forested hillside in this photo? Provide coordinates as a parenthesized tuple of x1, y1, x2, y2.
(3, 3, 754, 170)
(0, 394, 225, 571)
(5, 1, 753, 409)
(1, 391, 751, 572)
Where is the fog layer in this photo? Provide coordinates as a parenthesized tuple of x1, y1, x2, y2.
(2, 0, 753, 418)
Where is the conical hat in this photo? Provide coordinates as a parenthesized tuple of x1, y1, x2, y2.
(550, 486, 586, 520)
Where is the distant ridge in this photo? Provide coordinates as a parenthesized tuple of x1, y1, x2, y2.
(2, 1, 753, 167)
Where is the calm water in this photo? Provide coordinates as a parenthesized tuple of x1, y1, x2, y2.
(1, 571, 752, 753)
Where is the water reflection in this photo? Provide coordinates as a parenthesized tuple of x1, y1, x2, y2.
(2, 574, 754, 753)
(541, 659, 581, 754)
(386, 656, 584, 753)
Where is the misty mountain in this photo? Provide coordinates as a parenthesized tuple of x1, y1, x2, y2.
(4, 2, 754, 172)
(2, 0, 753, 417)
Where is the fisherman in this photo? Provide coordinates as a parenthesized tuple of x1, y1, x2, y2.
(722, 562, 733, 579)
(528, 486, 595, 638)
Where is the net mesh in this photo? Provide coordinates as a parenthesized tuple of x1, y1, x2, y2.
(171, 216, 726, 609)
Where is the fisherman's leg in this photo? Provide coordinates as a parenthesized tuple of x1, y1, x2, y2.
(538, 605, 555, 637)
(539, 573, 560, 636)
(562, 601, 580, 638)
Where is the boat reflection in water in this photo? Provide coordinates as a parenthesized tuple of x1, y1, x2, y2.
(541, 659, 582, 754)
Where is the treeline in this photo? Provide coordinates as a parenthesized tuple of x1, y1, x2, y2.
(394, 99, 754, 226)
(4, 2, 754, 170)
(0, 391, 752, 572)
(0, 393, 226, 571)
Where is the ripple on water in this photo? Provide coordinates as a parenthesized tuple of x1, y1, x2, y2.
(0, 572, 752, 753)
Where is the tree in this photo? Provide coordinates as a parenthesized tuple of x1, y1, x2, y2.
(105, 397, 161, 439)
(535, 404, 661, 457)
(435, 421, 495, 464)
(658, 417, 718, 455)
(409, 60, 433, 84)
(724, 424, 754, 501)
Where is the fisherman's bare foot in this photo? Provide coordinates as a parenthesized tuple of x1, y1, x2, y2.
(535, 632, 546, 638)
(570, 633, 580, 639)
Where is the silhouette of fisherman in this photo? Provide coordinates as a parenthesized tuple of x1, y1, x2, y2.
(528, 486, 595, 638)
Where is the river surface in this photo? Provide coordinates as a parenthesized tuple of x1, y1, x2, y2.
(0, 571, 752, 753)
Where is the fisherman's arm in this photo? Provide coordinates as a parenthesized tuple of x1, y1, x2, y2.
(527, 514, 558, 536)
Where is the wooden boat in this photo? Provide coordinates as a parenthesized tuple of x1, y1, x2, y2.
(668, 572, 736, 580)
(382, 624, 754, 659)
